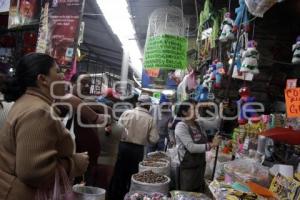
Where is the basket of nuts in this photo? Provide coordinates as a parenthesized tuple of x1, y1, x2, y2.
(130, 171, 170, 195)
(139, 161, 170, 176)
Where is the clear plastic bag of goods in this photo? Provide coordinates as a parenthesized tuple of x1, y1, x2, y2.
(170, 191, 211, 200)
(224, 159, 270, 187)
(130, 171, 170, 195)
(124, 191, 168, 200)
(245, 0, 285, 18)
(139, 161, 170, 177)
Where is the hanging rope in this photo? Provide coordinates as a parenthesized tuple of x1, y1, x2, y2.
(252, 20, 256, 40)
(228, 0, 232, 13)
(180, 0, 185, 28)
(194, 0, 199, 26)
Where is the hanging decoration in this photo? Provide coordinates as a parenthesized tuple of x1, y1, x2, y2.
(237, 87, 261, 125)
(292, 36, 300, 65)
(197, 0, 212, 46)
(36, 0, 84, 67)
(245, 0, 286, 18)
(219, 12, 234, 42)
(241, 40, 260, 74)
(214, 61, 225, 89)
(142, 6, 187, 90)
(8, 0, 41, 29)
(233, 0, 250, 33)
(0, 0, 10, 13)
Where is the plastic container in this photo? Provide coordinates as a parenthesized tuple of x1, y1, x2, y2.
(130, 175, 170, 195)
(224, 159, 270, 187)
(139, 161, 170, 177)
(73, 186, 106, 200)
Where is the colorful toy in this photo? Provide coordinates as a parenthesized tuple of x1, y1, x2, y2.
(219, 12, 234, 42)
(237, 87, 260, 125)
(209, 63, 217, 81)
(233, 0, 250, 32)
(214, 62, 225, 89)
(194, 84, 209, 102)
(241, 40, 259, 74)
(292, 36, 300, 64)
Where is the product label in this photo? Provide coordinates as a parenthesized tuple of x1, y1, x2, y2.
(285, 88, 300, 118)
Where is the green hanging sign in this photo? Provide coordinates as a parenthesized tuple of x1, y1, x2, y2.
(144, 34, 188, 69)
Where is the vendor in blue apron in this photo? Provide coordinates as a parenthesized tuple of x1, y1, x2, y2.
(175, 100, 221, 192)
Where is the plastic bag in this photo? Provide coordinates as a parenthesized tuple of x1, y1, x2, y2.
(124, 191, 168, 200)
(170, 191, 211, 200)
(35, 165, 74, 200)
(245, 0, 284, 18)
(224, 159, 270, 187)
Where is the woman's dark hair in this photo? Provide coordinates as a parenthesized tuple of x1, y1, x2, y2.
(2, 53, 55, 102)
(176, 99, 196, 117)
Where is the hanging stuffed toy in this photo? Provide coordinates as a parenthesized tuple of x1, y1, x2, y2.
(233, 0, 250, 33)
(194, 84, 209, 102)
(214, 62, 225, 89)
(219, 12, 234, 42)
(241, 40, 259, 74)
(209, 61, 217, 81)
(292, 36, 300, 64)
(237, 87, 261, 125)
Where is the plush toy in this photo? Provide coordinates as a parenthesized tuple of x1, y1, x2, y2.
(233, 0, 250, 32)
(292, 36, 300, 64)
(209, 61, 217, 81)
(194, 84, 209, 102)
(219, 12, 235, 42)
(241, 40, 259, 74)
(237, 87, 261, 125)
(214, 62, 225, 89)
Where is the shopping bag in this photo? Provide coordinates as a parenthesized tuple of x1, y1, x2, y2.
(35, 165, 75, 200)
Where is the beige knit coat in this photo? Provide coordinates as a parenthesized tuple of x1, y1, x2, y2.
(0, 88, 86, 200)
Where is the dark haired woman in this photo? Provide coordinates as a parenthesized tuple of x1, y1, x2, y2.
(175, 100, 221, 192)
(0, 53, 89, 200)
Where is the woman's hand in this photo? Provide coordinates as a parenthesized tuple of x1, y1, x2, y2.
(77, 152, 89, 172)
(211, 135, 222, 148)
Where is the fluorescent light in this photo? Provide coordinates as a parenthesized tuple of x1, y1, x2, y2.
(97, 0, 143, 77)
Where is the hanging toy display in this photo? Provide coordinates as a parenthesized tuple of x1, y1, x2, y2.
(240, 40, 259, 74)
(237, 87, 261, 125)
(214, 62, 225, 89)
(292, 36, 300, 65)
(233, 0, 250, 33)
(219, 12, 234, 42)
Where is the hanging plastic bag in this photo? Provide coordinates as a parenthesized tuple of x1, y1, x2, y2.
(35, 165, 75, 200)
(245, 0, 285, 18)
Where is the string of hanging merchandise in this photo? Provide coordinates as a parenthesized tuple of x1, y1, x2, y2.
(228, 0, 232, 12)
(83, 13, 103, 16)
(259, 56, 295, 66)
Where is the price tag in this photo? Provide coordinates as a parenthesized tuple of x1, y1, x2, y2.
(286, 79, 297, 89)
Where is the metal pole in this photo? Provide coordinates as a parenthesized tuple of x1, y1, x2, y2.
(121, 49, 130, 98)
(211, 6, 247, 181)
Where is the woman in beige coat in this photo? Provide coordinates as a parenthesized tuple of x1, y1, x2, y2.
(0, 53, 89, 200)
